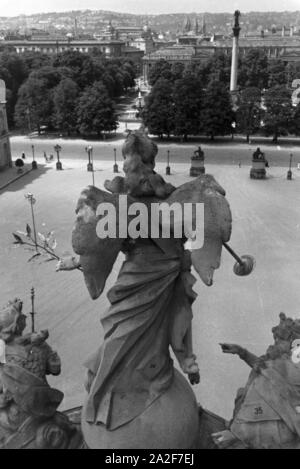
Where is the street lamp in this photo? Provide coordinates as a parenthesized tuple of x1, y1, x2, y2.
(24, 192, 38, 252)
(85, 145, 95, 185)
(166, 150, 171, 175)
(54, 144, 62, 170)
(287, 153, 293, 180)
(31, 144, 37, 170)
(85, 145, 93, 172)
(113, 148, 118, 173)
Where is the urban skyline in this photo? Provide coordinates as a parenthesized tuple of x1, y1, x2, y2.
(1, 0, 299, 17)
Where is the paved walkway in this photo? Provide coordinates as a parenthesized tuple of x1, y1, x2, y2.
(0, 164, 33, 191)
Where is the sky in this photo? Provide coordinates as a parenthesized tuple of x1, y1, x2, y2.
(1, 0, 300, 17)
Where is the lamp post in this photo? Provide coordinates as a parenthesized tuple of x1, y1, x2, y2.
(54, 144, 62, 170)
(24, 192, 38, 252)
(287, 153, 293, 180)
(30, 287, 36, 333)
(113, 148, 118, 173)
(31, 144, 37, 169)
(88, 145, 95, 186)
(166, 150, 171, 175)
(85, 145, 93, 172)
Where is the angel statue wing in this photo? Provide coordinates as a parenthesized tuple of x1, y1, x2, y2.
(72, 174, 231, 298)
(167, 173, 232, 286)
(72, 186, 125, 300)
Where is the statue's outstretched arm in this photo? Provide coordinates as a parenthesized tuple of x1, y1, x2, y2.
(56, 256, 81, 271)
(220, 343, 258, 368)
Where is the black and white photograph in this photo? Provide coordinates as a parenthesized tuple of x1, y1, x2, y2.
(0, 0, 300, 452)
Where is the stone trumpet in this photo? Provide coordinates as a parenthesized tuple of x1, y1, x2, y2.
(223, 242, 255, 276)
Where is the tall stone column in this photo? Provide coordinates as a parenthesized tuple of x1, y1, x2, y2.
(0, 80, 12, 170)
(230, 10, 241, 93)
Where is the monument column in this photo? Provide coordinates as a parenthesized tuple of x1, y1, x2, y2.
(0, 80, 12, 169)
(230, 10, 241, 93)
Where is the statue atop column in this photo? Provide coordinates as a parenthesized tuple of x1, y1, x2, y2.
(233, 10, 241, 36)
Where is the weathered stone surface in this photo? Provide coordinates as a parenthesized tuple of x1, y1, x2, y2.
(0, 298, 82, 449)
(215, 313, 300, 449)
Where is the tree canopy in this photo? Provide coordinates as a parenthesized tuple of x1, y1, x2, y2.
(8, 50, 137, 135)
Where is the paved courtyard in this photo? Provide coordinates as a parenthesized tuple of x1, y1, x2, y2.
(0, 158, 300, 419)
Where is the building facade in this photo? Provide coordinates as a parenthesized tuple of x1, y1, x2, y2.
(143, 34, 300, 82)
(0, 80, 12, 170)
(2, 38, 126, 57)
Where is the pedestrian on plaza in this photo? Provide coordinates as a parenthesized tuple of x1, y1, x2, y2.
(21, 152, 26, 159)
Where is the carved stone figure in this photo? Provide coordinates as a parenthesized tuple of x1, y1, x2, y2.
(0, 298, 81, 449)
(213, 313, 300, 449)
(104, 128, 174, 198)
(58, 128, 233, 448)
(190, 146, 205, 176)
(234, 10, 241, 29)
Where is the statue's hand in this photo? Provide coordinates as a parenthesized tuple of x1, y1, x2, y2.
(220, 343, 243, 356)
(188, 371, 200, 385)
(56, 256, 80, 271)
(181, 355, 200, 385)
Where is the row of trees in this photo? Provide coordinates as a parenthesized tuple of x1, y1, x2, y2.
(143, 51, 300, 142)
(142, 75, 234, 140)
(0, 49, 137, 136)
(148, 50, 300, 90)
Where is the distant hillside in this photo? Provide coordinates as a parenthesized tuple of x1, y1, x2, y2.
(1, 10, 300, 36)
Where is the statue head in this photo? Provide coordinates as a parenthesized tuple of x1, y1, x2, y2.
(265, 313, 300, 360)
(234, 10, 240, 24)
(0, 298, 26, 342)
(122, 127, 158, 169)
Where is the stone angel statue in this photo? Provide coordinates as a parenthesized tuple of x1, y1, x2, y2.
(57, 128, 232, 449)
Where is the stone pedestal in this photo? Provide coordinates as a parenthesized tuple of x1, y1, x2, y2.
(190, 154, 205, 177)
(250, 159, 266, 179)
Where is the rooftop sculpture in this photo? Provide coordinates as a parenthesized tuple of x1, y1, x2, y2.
(214, 313, 300, 449)
(57, 127, 254, 448)
(0, 298, 81, 449)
